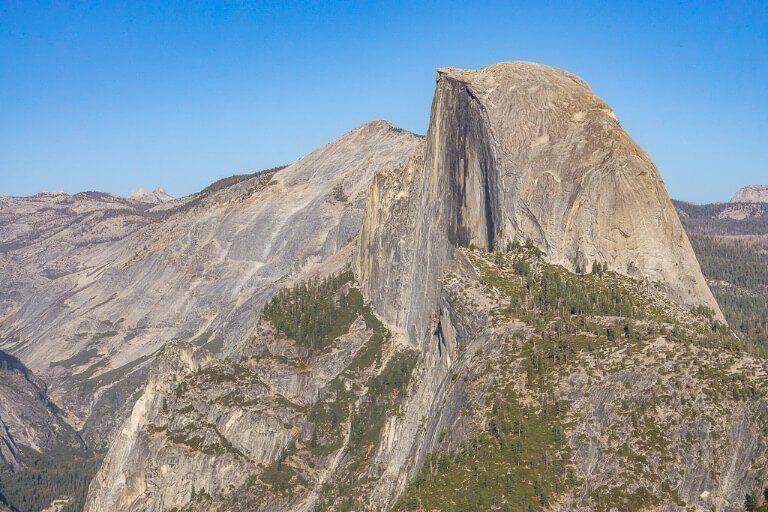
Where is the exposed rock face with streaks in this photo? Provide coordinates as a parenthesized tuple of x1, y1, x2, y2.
(3, 61, 767, 512)
(84, 305, 380, 512)
(357, 62, 722, 347)
(0, 120, 421, 449)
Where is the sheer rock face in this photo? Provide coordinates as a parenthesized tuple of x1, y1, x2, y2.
(731, 185, 768, 203)
(358, 62, 722, 345)
(6, 62, 744, 512)
(0, 121, 421, 447)
(83, 343, 208, 512)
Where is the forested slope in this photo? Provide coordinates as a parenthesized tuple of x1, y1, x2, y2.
(675, 200, 768, 351)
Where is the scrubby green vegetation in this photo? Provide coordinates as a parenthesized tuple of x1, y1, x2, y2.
(744, 487, 768, 511)
(193, 273, 418, 511)
(274, 349, 420, 511)
(169, 165, 285, 216)
(395, 376, 573, 511)
(263, 270, 360, 351)
(197, 165, 285, 198)
(258, 444, 306, 495)
(49, 348, 99, 369)
(691, 237, 768, 289)
(395, 246, 746, 511)
(673, 200, 768, 351)
(468, 246, 673, 327)
(0, 445, 102, 512)
(349, 350, 418, 454)
(304, 293, 397, 456)
(295, 287, 419, 510)
(310, 348, 418, 511)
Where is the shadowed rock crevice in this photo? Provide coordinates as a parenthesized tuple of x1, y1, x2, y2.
(434, 72, 502, 252)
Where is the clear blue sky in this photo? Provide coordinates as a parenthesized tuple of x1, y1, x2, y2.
(1, 1, 766, 203)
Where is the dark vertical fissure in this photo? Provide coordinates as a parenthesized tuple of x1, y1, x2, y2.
(481, 153, 497, 253)
(441, 77, 500, 252)
(433, 318, 445, 356)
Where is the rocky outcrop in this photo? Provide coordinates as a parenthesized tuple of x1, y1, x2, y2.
(732, 185, 768, 203)
(718, 203, 766, 220)
(0, 121, 421, 453)
(358, 61, 723, 347)
(85, 280, 397, 512)
(83, 343, 206, 512)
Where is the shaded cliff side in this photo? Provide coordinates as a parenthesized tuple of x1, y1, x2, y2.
(357, 62, 722, 351)
(0, 350, 98, 512)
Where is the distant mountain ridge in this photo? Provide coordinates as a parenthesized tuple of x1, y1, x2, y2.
(128, 187, 174, 204)
(674, 197, 768, 354)
(674, 198, 768, 225)
(732, 185, 768, 203)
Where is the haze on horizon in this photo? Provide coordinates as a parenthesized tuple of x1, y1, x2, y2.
(1, 1, 766, 204)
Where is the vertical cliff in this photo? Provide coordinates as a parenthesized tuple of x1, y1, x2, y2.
(357, 61, 722, 349)
(79, 62, 759, 512)
(0, 350, 78, 471)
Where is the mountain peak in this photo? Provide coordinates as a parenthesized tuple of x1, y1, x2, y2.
(129, 186, 174, 204)
(359, 61, 723, 343)
(348, 119, 421, 139)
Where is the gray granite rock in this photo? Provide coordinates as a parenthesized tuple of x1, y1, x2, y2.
(732, 185, 768, 203)
(0, 120, 421, 448)
(358, 61, 723, 350)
